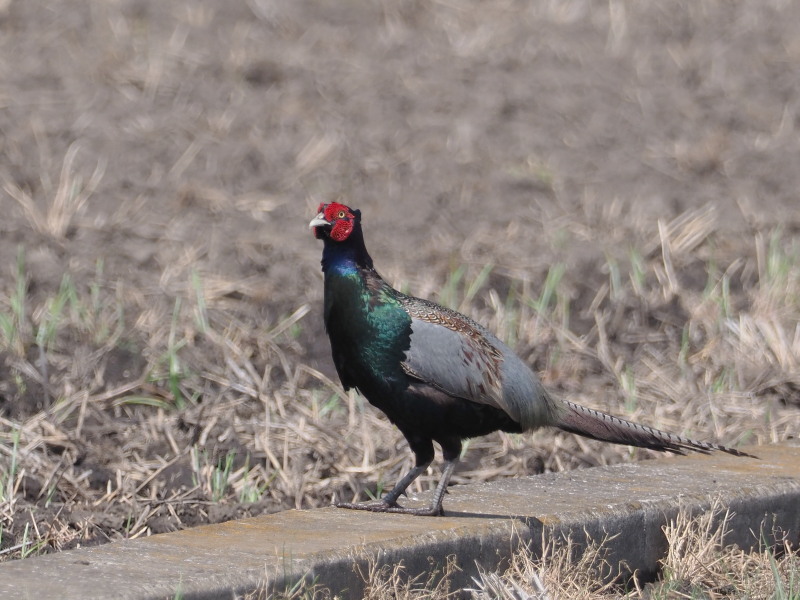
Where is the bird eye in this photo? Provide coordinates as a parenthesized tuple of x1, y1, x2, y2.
(337, 210, 346, 219)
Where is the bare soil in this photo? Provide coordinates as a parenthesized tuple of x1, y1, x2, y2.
(0, 0, 798, 563)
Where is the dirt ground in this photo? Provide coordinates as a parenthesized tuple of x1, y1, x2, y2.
(1, 0, 798, 562)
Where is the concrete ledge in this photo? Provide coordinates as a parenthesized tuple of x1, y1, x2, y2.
(0, 445, 797, 599)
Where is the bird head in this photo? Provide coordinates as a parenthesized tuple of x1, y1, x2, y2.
(309, 202, 360, 242)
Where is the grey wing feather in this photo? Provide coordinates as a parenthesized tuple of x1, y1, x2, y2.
(402, 318, 504, 408)
(401, 317, 553, 429)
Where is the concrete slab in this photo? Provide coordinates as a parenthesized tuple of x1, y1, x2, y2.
(0, 445, 797, 599)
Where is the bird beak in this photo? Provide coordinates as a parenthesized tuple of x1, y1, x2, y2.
(309, 212, 330, 229)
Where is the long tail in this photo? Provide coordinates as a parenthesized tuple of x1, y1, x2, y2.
(553, 397, 753, 457)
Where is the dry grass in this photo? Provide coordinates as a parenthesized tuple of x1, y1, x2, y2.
(239, 554, 461, 600)
(649, 499, 799, 599)
(3, 141, 106, 240)
(466, 499, 800, 600)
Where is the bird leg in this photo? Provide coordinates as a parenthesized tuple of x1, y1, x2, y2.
(336, 462, 429, 513)
(336, 458, 458, 517)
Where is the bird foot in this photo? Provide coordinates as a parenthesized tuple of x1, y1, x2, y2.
(335, 500, 443, 516)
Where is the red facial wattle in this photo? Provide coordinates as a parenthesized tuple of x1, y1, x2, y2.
(314, 202, 356, 242)
(329, 219, 353, 241)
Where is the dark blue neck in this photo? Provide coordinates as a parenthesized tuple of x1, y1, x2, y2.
(320, 225, 374, 275)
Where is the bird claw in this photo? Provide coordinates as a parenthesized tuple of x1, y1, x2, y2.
(335, 500, 443, 516)
(335, 500, 398, 512)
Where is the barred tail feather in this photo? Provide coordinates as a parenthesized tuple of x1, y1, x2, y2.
(555, 399, 752, 457)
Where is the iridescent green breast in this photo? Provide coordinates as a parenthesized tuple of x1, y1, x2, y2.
(323, 269, 412, 388)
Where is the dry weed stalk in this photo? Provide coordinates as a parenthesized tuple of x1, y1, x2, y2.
(649, 497, 800, 598)
(354, 553, 459, 600)
(3, 143, 105, 239)
(468, 526, 621, 600)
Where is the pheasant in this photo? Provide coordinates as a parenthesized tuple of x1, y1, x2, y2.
(310, 202, 748, 516)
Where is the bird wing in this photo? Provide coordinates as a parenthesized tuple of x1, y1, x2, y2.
(398, 297, 511, 414)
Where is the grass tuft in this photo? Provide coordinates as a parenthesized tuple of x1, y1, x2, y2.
(4, 143, 105, 240)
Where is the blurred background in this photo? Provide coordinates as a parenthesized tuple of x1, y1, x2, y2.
(0, 0, 797, 561)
